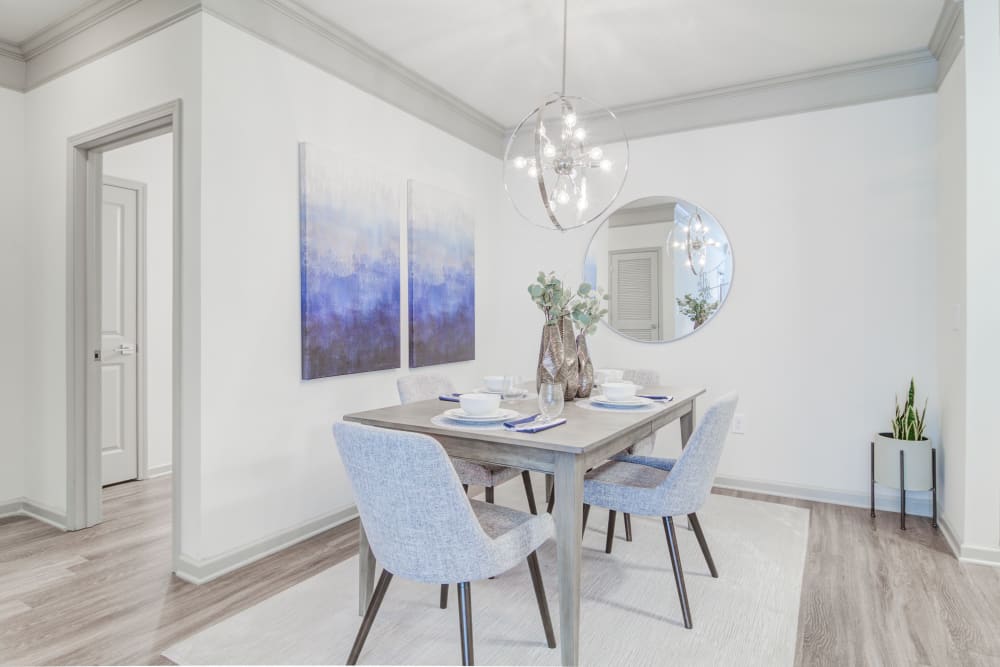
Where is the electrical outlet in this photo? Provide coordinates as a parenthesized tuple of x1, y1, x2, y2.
(732, 414, 745, 434)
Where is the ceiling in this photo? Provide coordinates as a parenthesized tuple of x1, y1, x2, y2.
(0, 0, 94, 45)
(296, 0, 945, 127)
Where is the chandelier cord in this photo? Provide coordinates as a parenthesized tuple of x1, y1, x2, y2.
(560, 0, 568, 96)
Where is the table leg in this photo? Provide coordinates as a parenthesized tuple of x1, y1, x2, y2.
(554, 453, 584, 665)
(680, 401, 695, 448)
(358, 519, 376, 616)
(680, 402, 696, 530)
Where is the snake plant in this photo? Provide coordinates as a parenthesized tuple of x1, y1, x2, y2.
(891, 378, 927, 441)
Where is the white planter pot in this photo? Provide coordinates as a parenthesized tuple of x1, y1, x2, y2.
(873, 433, 933, 491)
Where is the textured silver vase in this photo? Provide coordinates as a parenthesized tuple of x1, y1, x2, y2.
(576, 333, 594, 398)
(536, 321, 564, 392)
(559, 316, 579, 401)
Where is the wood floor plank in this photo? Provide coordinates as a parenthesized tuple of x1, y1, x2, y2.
(0, 477, 997, 665)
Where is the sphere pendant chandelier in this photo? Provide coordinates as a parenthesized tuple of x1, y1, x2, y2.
(503, 0, 629, 231)
(672, 208, 724, 276)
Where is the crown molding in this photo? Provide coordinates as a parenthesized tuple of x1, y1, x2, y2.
(0, 0, 960, 154)
(201, 0, 506, 156)
(930, 0, 964, 85)
(0, 39, 25, 91)
(24, 0, 199, 91)
(577, 49, 938, 144)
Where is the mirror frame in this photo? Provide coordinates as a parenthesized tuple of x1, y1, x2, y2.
(583, 195, 735, 344)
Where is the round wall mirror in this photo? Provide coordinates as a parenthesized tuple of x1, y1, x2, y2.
(583, 196, 734, 342)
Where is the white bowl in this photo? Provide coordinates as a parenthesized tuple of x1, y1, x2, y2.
(483, 375, 505, 392)
(459, 393, 501, 417)
(596, 368, 624, 384)
(602, 382, 637, 401)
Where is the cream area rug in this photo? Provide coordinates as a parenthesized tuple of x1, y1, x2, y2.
(164, 479, 809, 666)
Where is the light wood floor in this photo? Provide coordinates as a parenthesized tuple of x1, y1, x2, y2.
(0, 477, 997, 666)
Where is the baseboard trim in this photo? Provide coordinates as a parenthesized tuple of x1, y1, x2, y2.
(0, 497, 68, 530)
(939, 515, 962, 559)
(144, 464, 172, 479)
(174, 504, 358, 584)
(714, 474, 934, 518)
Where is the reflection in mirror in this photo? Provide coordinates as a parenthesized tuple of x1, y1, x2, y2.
(583, 196, 733, 342)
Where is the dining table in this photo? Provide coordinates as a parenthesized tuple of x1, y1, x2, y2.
(343, 384, 706, 666)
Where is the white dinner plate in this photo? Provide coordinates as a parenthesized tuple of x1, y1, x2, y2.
(474, 387, 530, 398)
(443, 407, 520, 424)
(589, 395, 654, 409)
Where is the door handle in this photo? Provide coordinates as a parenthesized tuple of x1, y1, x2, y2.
(116, 344, 137, 356)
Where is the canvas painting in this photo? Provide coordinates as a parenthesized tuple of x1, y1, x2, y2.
(407, 181, 476, 367)
(299, 143, 401, 379)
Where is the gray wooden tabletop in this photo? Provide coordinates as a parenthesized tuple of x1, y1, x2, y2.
(343, 385, 706, 455)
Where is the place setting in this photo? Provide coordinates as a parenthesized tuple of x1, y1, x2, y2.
(582, 369, 674, 413)
(431, 378, 568, 433)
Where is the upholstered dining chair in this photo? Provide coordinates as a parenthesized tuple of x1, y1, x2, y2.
(397, 374, 538, 514)
(333, 422, 557, 665)
(580, 393, 738, 629)
(551, 368, 663, 541)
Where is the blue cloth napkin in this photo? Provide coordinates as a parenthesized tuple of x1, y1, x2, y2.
(438, 394, 461, 402)
(639, 394, 673, 401)
(502, 413, 540, 428)
(504, 416, 567, 433)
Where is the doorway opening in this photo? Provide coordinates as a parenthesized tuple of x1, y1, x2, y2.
(66, 101, 182, 572)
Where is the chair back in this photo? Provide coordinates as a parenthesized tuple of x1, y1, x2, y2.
(397, 373, 454, 404)
(657, 393, 738, 515)
(624, 368, 661, 387)
(333, 421, 492, 583)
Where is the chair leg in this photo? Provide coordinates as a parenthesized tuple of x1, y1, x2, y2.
(456, 581, 474, 666)
(526, 551, 557, 648)
(687, 512, 718, 578)
(521, 470, 538, 515)
(440, 584, 449, 609)
(605, 510, 617, 554)
(662, 516, 693, 629)
(582, 503, 591, 538)
(623, 513, 633, 542)
(485, 486, 494, 504)
(546, 484, 555, 514)
(463, 484, 469, 494)
(347, 569, 393, 664)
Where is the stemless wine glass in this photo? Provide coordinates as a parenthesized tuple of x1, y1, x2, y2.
(502, 375, 522, 399)
(538, 382, 565, 422)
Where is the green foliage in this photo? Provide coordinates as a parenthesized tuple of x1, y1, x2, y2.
(571, 286, 609, 336)
(891, 378, 928, 441)
(676, 292, 719, 328)
(528, 271, 607, 335)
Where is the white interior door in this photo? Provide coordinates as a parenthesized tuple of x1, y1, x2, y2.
(100, 181, 139, 486)
(609, 249, 660, 341)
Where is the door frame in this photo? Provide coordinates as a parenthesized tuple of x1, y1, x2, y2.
(66, 100, 182, 572)
(101, 175, 149, 482)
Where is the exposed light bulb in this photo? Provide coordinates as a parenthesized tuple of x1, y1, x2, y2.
(543, 143, 557, 158)
(564, 112, 577, 128)
(599, 159, 612, 172)
(556, 189, 571, 205)
(589, 146, 603, 160)
(682, 225, 689, 233)
(527, 165, 538, 178)
(573, 127, 586, 141)
(513, 156, 527, 169)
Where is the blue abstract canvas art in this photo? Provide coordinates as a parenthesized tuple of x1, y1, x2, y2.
(299, 143, 401, 379)
(407, 181, 475, 368)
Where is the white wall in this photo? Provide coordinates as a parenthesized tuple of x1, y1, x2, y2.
(960, 0, 1000, 555)
(102, 133, 174, 476)
(936, 50, 967, 543)
(489, 95, 938, 507)
(0, 87, 26, 504)
(196, 16, 500, 559)
(22, 15, 202, 548)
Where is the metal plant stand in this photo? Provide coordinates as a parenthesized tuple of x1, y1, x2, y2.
(870, 440, 938, 530)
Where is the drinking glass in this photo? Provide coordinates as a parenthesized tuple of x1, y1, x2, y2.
(502, 375, 521, 399)
(538, 382, 565, 422)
